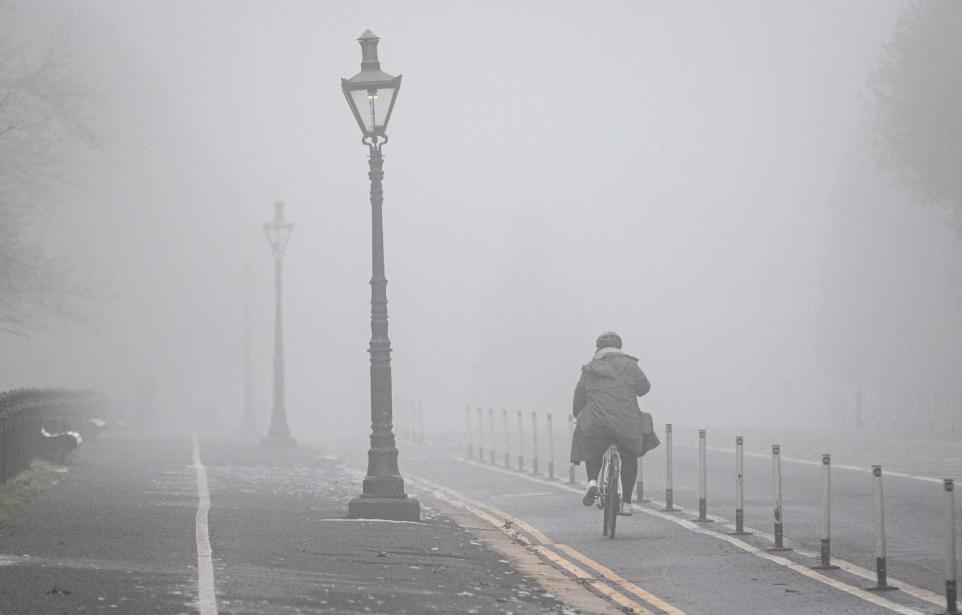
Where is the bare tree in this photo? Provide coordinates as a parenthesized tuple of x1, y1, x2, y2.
(0, 2, 106, 335)
(871, 1, 962, 233)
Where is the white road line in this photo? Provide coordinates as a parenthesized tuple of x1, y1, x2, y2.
(192, 435, 218, 615)
(453, 455, 931, 614)
(692, 444, 944, 484)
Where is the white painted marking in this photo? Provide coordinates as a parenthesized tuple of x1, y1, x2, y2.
(452, 455, 934, 613)
(696, 444, 944, 484)
(192, 435, 218, 615)
(315, 518, 423, 524)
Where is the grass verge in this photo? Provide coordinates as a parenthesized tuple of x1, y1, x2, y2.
(0, 459, 66, 526)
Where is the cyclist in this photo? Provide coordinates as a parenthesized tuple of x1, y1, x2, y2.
(571, 331, 658, 515)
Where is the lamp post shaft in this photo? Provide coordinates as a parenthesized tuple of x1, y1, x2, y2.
(368, 147, 395, 463)
(243, 264, 255, 433)
(348, 145, 420, 521)
(269, 255, 290, 439)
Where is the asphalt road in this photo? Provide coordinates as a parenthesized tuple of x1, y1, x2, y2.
(635, 425, 958, 600)
(3, 423, 954, 614)
(0, 432, 581, 614)
(395, 424, 961, 614)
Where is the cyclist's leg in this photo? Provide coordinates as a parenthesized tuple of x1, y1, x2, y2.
(585, 456, 603, 483)
(582, 454, 603, 506)
(618, 450, 638, 503)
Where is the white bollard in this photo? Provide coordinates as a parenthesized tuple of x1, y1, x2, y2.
(531, 411, 540, 475)
(636, 455, 647, 503)
(502, 409, 510, 468)
(488, 408, 496, 465)
(767, 445, 791, 551)
(696, 429, 713, 522)
(516, 410, 524, 472)
(476, 406, 484, 464)
(662, 423, 676, 511)
(867, 465, 896, 590)
(567, 415, 576, 484)
(813, 454, 838, 569)
(466, 405, 473, 460)
(547, 413, 556, 480)
(418, 400, 425, 444)
(408, 400, 415, 442)
(944, 478, 958, 613)
(729, 436, 751, 535)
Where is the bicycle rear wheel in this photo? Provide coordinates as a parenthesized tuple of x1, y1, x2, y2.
(606, 453, 620, 539)
(600, 453, 611, 537)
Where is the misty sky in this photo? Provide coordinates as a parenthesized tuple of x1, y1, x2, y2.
(3, 1, 959, 440)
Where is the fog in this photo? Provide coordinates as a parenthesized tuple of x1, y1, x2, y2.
(3, 1, 959, 442)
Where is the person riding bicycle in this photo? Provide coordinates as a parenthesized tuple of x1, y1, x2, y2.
(571, 331, 658, 516)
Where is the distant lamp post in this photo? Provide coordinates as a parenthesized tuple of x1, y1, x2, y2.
(342, 30, 419, 521)
(264, 200, 295, 446)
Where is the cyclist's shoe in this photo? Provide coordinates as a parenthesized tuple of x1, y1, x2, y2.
(582, 481, 598, 506)
(619, 501, 633, 516)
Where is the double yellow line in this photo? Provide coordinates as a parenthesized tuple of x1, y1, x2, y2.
(407, 474, 685, 615)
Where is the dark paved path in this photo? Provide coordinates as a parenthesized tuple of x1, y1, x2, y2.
(0, 437, 197, 613)
(0, 432, 579, 614)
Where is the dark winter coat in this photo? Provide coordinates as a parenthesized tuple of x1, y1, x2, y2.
(569, 351, 658, 463)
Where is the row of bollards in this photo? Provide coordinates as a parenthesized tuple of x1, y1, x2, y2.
(658, 426, 958, 612)
(395, 398, 424, 443)
(465, 413, 960, 614)
(465, 406, 562, 481)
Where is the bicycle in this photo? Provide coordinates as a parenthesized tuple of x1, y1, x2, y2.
(597, 444, 621, 538)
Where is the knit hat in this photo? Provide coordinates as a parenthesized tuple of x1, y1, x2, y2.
(595, 331, 622, 350)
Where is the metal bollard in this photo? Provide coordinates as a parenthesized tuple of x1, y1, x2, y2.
(418, 400, 425, 444)
(729, 436, 751, 535)
(813, 454, 838, 569)
(943, 479, 959, 613)
(866, 465, 896, 590)
(502, 409, 510, 468)
(408, 400, 415, 442)
(767, 445, 791, 551)
(636, 455, 648, 503)
(662, 423, 676, 511)
(477, 406, 484, 464)
(531, 411, 540, 475)
(488, 408, 496, 465)
(517, 410, 524, 472)
(547, 413, 556, 480)
(568, 415, 576, 484)
(466, 405, 473, 460)
(696, 429, 713, 522)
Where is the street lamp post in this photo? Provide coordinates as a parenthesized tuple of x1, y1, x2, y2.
(342, 30, 419, 521)
(243, 262, 256, 434)
(264, 200, 295, 447)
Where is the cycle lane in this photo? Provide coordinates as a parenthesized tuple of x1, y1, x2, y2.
(402, 444, 927, 615)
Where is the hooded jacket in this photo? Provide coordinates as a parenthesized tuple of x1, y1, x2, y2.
(570, 350, 654, 462)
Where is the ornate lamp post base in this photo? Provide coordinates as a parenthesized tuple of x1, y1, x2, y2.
(348, 495, 420, 521)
